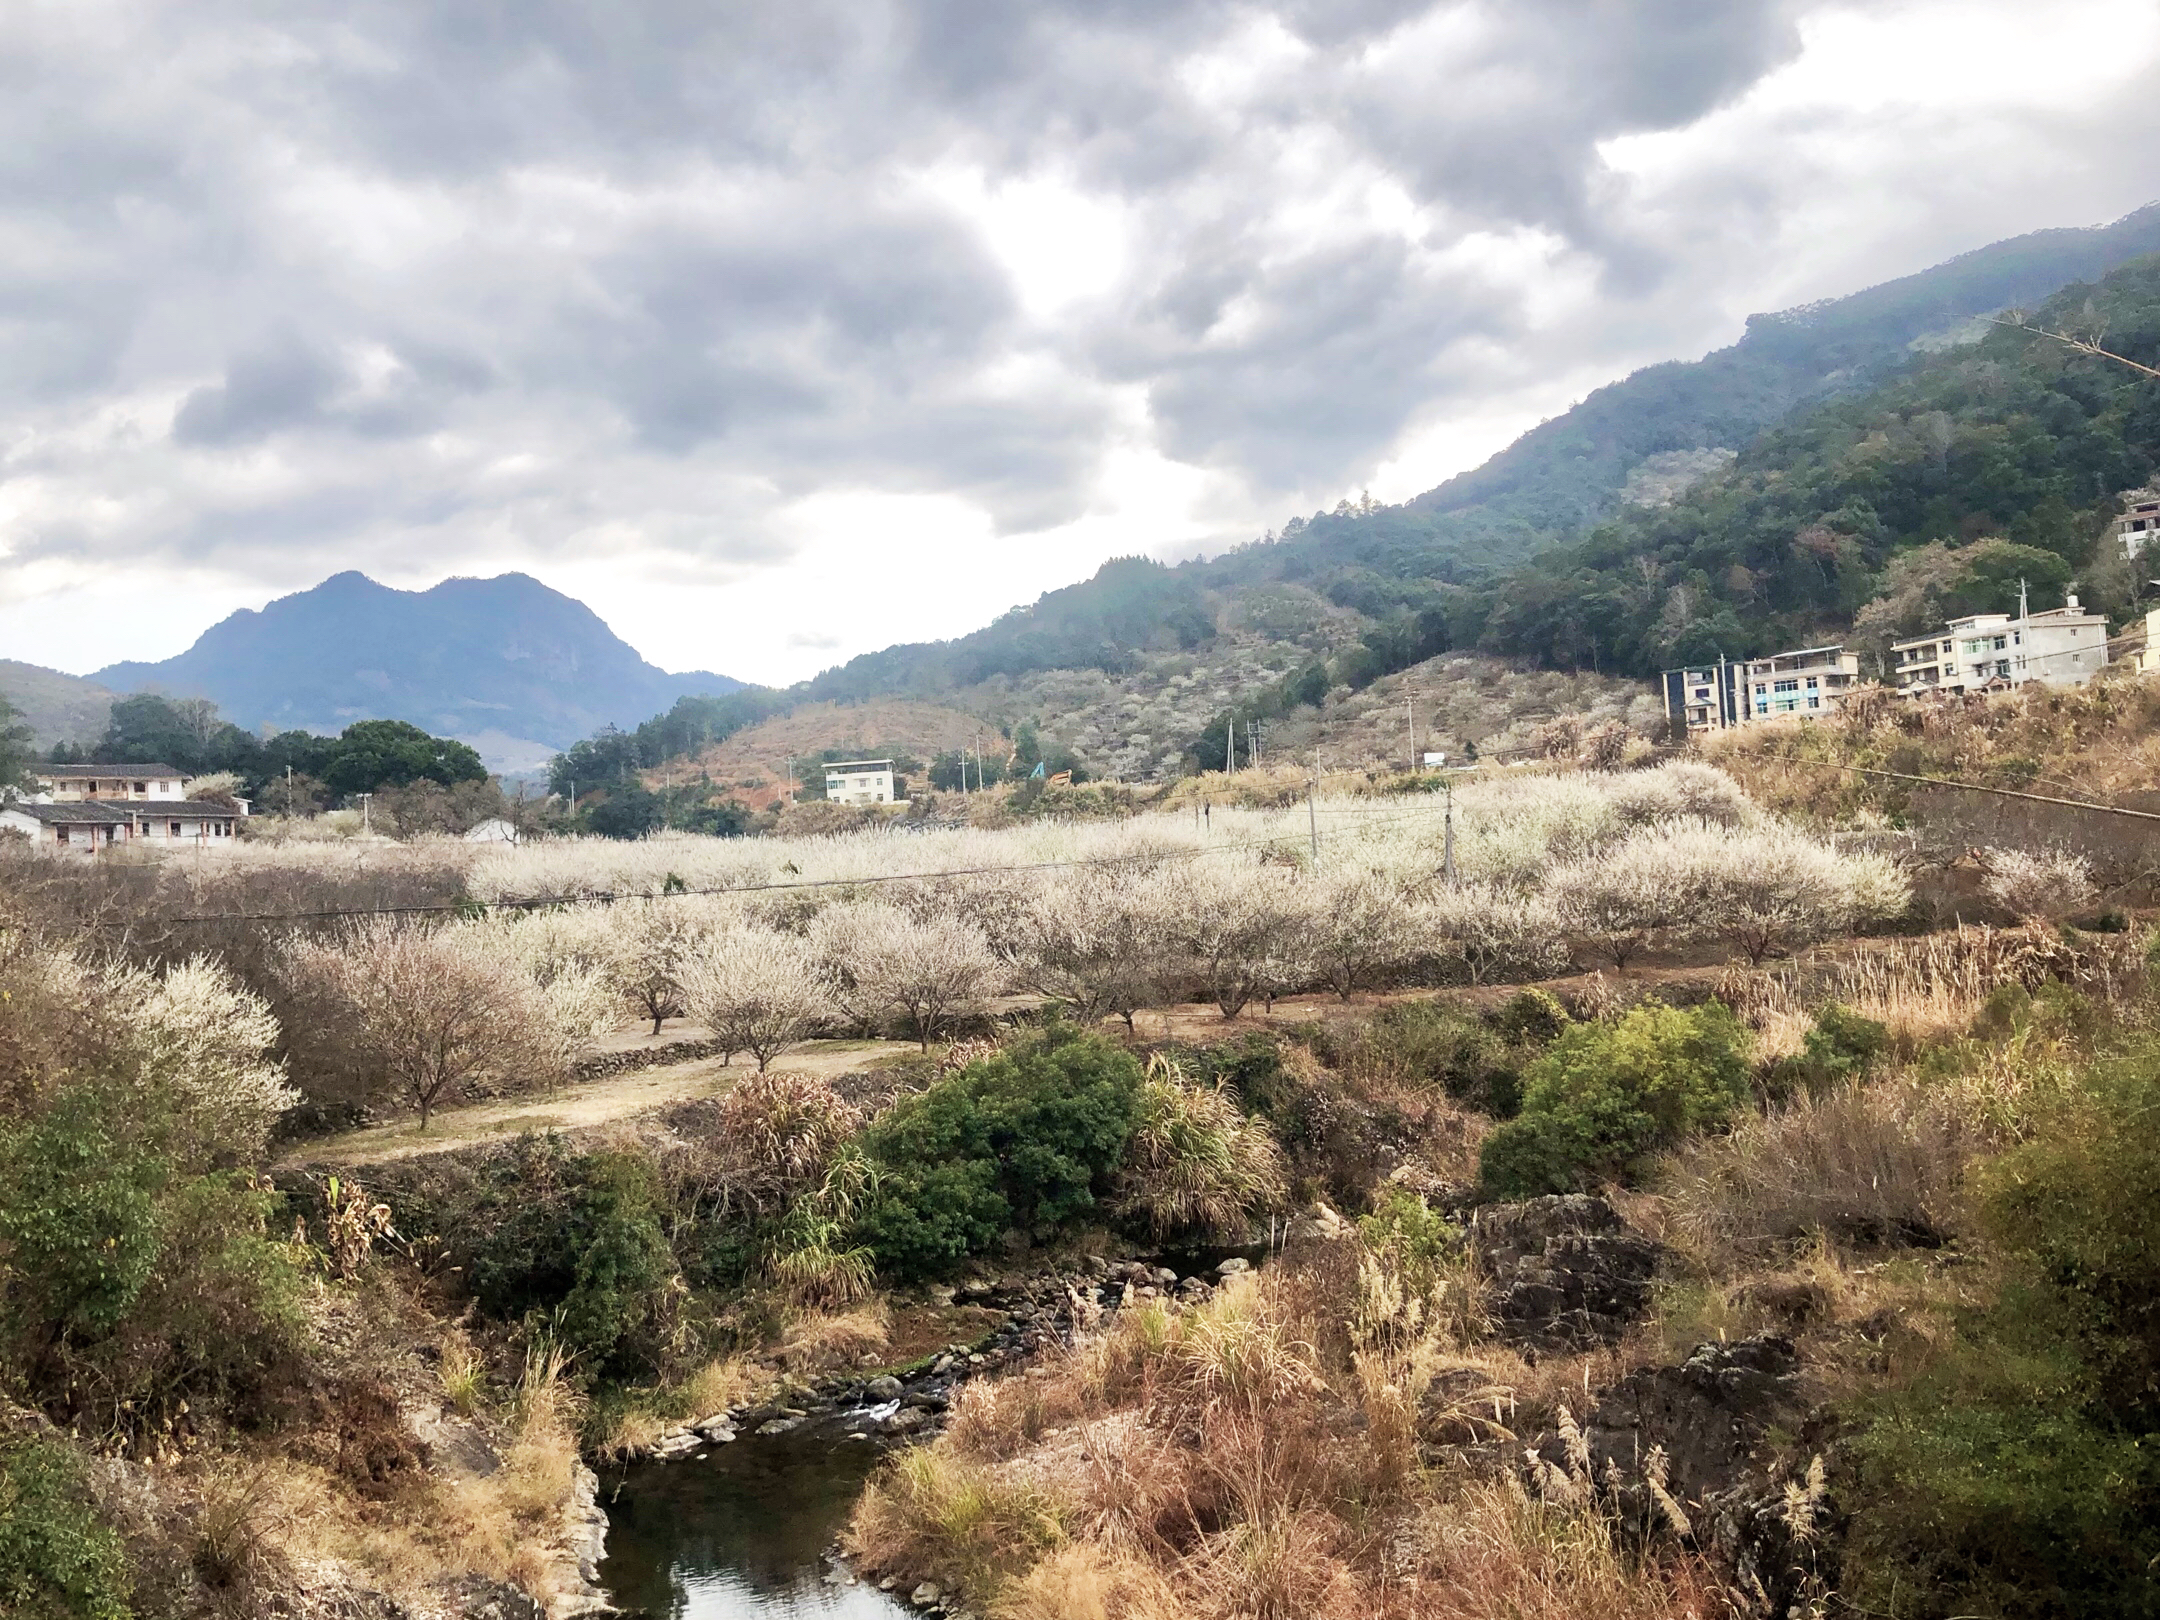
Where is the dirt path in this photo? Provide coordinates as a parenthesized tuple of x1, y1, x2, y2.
(279, 1036, 912, 1170)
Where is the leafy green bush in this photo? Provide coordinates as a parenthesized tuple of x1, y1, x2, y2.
(855, 1025, 1144, 1277)
(1299, 991, 1567, 1117)
(0, 1434, 131, 1620)
(1842, 1050, 2160, 1617)
(556, 1155, 679, 1374)
(1477, 1001, 1750, 1199)
(444, 1140, 679, 1375)
(0, 1088, 305, 1427)
(1765, 1001, 1889, 1100)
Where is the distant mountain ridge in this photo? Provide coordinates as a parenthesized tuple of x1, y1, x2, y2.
(91, 572, 742, 771)
(791, 202, 2160, 707)
(0, 660, 117, 750)
(1396, 202, 2160, 549)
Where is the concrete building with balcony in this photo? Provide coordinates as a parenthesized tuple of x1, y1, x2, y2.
(2115, 487, 2160, 560)
(1660, 662, 1744, 734)
(1892, 594, 2110, 695)
(1663, 644, 1861, 733)
(1740, 645, 1863, 721)
(34, 763, 187, 800)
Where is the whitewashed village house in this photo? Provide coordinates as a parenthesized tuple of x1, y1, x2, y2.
(0, 762, 247, 853)
(823, 759, 898, 805)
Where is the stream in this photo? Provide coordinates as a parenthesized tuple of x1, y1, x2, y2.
(594, 1247, 1274, 1617)
(600, 1423, 908, 1618)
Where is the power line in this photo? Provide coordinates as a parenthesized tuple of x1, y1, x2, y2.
(1764, 757, 2160, 823)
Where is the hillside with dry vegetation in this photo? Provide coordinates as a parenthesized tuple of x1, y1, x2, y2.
(4, 756, 2157, 1619)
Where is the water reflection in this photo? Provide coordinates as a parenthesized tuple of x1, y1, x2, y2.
(600, 1427, 909, 1619)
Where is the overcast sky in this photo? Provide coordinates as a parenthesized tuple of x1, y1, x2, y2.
(2, 0, 2157, 686)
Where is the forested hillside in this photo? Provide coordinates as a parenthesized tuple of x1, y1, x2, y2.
(1474, 257, 2160, 676)
(561, 221, 2160, 785)
(795, 206, 2160, 709)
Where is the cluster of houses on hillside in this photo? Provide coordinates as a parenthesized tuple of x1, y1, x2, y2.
(0, 764, 247, 852)
(1664, 593, 2146, 736)
(1666, 492, 2160, 734)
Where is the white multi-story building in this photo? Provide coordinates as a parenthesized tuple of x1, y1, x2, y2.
(1663, 644, 1862, 733)
(2115, 488, 2160, 560)
(34, 763, 187, 800)
(1740, 644, 1863, 721)
(822, 759, 897, 805)
(1891, 593, 2110, 695)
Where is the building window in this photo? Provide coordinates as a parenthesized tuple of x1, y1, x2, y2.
(1805, 676, 1819, 688)
(170, 821, 182, 836)
(132, 781, 146, 793)
(1773, 679, 1799, 693)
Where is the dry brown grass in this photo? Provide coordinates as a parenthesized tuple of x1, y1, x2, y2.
(682, 1353, 759, 1417)
(851, 1446, 1075, 1598)
(988, 1543, 1182, 1620)
(1655, 1079, 1983, 1260)
(777, 1300, 892, 1374)
(256, 1338, 594, 1606)
(1384, 1478, 1722, 1620)
(860, 1241, 1707, 1620)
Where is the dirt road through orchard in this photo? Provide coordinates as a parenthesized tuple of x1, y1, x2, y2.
(278, 1036, 910, 1171)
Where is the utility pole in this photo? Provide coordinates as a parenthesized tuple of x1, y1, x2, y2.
(284, 763, 292, 816)
(2017, 578, 2031, 687)
(1407, 688, 1417, 773)
(1307, 776, 1319, 863)
(357, 792, 373, 838)
(1442, 776, 1456, 885)
(785, 756, 794, 805)
(1225, 717, 1235, 775)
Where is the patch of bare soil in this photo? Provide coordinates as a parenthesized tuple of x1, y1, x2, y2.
(647, 698, 992, 809)
(280, 1037, 912, 1170)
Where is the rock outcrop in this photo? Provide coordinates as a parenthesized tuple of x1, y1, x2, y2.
(1530, 1335, 1834, 1618)
(1469, 1194, 1663, 1351)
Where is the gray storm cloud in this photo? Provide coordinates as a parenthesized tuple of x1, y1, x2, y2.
(0, 0, 2150, 623)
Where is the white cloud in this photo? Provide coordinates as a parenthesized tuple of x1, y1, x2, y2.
(0, 0, 2154, 689)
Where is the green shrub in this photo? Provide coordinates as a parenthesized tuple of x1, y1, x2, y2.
(0, 1095, 306, 1427)
(1301, 994, 1566, 1117)
(1765, 1002, 1889, 1100)
(556, 1154, 678, 1375)
(1494, 987, 1570, 1045)
(1174, 1033, 1291, 1117)
(1977, 1055, 2160, 1422)
(1843, 1297, 2160, 1620)
(1841, 1050, 2160, 1617)
(0, 1094, 165, 1341)
(1477, 1001, 1750, 1199)
(855, 1024, 1143, 1277)
(449, 1141, 678, 1375)
(0, 1435, 131, 1620)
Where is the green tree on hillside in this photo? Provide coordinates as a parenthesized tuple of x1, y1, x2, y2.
(313, 720, 485, 797)
(0, 693, 32, 792)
